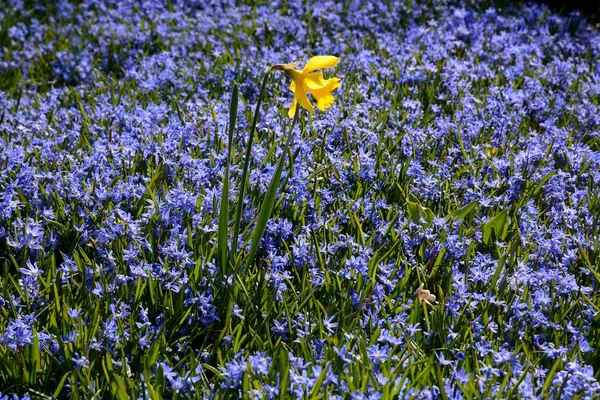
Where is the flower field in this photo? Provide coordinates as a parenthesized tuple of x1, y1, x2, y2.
(1, 0, 600, 398)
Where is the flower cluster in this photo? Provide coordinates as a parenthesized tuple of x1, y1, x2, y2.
(0, 0, 599, 398)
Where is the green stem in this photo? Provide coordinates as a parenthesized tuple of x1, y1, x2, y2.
(231, 73, 271, 261)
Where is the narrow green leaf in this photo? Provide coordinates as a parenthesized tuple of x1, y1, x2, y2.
(201, 363, 222, 377)
(489, 250, 506, 291)
(218, 83, 238, 276)
(423, 207, 435, 224)
(146, 334, 162, 369)
(155, 365, 165, 396)
(232, 74, 271, 260)
(245, 112, 298, 268)
(309, 364, 330, 398)
(52, 372, 71, 399)
(53, 282, 61, 313)
(144, 379, 160, 400)
(278, 345, 290, 398)
(134, 277, 146, 303)
(29, 330, 40, 383)
(447, 200, 477, 222)
(542, 358, 562, 394)
(435, 365, 448, 400)
(483, 209, 508, 245)
(113, 375, 130, 400)
(531, 170, 557, 198)
(242, 371, 251, 393)
(577, 242, 600, 283)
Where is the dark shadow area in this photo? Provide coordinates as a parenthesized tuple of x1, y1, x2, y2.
(528, 0, 600, 21)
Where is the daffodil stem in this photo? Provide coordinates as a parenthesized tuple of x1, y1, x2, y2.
(231, 73, 271, 262)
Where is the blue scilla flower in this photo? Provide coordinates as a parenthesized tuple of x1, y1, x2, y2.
(0, 318, 34, 350)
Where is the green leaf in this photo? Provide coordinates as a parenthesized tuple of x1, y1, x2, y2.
(242, 370, 251, 393)
(218, 83, 238, 276)
(482, 209, 508, 245)
(309, 364, 330, 398)
(435, 365, 448, 400)
(155, 364, 165, 396)
(144, 378, 160, 400)
(245, 112, 298, 268)
(103, 353, 130, 400)
(200, 363, 222, 377)
(52, 373, 71, 399)
(489, 248, 506, 290)
(577, 242, 600, 284)
(278, 349, 290, 399)
(447, 200, 477, 222)
(406, 194, 434, 225)
(406, 200, 422, 224)
(28, 330, 40, 384)
(53, 282, 61, 313)
(531, 170, 557, 198)
(245, 149, 287, 268)
(407, 193, 420, 204)
(542, 358, 563, 395)
(232, 74, 271, 260)
(145, 334, 162, 370)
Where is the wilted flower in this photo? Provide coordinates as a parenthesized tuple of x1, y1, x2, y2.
(417, 283, 437, 306)
(269, 56, 341, 117)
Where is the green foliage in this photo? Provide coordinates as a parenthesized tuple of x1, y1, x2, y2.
(1, 0, 599, 398)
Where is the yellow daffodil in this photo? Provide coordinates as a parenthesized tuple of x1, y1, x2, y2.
(269, 56, 341, 118)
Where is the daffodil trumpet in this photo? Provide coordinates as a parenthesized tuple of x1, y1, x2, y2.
(269, 55, 341, 118)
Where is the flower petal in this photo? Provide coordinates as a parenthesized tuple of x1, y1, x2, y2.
(302, 56, 339, 74)
(306, 77, 341, 111)
(293, 81, 315, 114)
(316, 93, 336, 111)
(288, 99, 298, 118)
(304, 72, 328, 90)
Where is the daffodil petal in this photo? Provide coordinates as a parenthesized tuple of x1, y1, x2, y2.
(288, 99, 298, 118)
(316, 94, 336, 111)
(306, 77, 341, 111)
(304, 72, 328, 90)
(302, 56, 339, 74)
(294, 82, 315, 114)
(308, 77, 341, 95)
